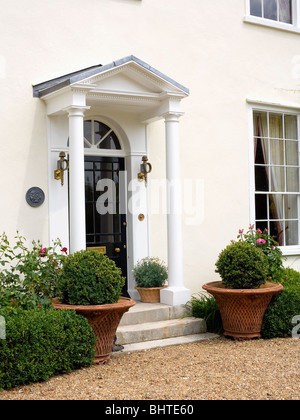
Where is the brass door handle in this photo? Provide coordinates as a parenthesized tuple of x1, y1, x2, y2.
(115, 248, 120, 253)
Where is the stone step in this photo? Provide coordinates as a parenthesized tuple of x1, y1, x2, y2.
(116, 317, 206, 345)
(115, 333, 220, 354)
(119, 301, 191, 326)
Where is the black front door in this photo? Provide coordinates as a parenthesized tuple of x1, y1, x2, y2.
(84, 156, 128, 296)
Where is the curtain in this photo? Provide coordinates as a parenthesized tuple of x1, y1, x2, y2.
(254, 112, 284, 243)
(279, 0, 292, 23)
(285, 115, 298, 245)
(254, 112, 298, 245)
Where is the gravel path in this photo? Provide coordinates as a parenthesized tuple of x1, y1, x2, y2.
(1, 337, 299, 400)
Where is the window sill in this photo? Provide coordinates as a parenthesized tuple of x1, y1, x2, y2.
(244, 16, 300, 34)
(280, 246, 300, 256)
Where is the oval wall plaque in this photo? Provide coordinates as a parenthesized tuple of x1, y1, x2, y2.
(26, 187, 45, 208)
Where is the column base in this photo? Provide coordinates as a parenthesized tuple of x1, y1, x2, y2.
(160, 287, 191, 306)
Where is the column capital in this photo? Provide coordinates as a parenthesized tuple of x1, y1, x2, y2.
(64, 105, 90, 117)
(162, 112, 184, 123)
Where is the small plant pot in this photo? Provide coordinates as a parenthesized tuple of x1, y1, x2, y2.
(202, 281, 283, 340)
(52, 297, 135, 363)
(136, 286, 167, 303)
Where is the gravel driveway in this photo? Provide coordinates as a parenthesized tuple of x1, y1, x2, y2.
(1, 337, 299, 400)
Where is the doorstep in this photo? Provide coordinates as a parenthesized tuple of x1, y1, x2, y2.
(115, 301, 219, 354)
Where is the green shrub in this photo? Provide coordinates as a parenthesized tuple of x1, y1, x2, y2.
(133, 257, 168, 288)
(187, 293, 223, 334)
(262, 268, 300, 338)
(57, 250, 125, 305)
(0, 308, 96, 390)
(237, 226, 284, 279)
(215, 241, 268, 289)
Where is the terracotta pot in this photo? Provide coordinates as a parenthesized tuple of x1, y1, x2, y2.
(136, 286, 167, 303)
(52, 297, 136, 364)
(202, 281, 283, 340)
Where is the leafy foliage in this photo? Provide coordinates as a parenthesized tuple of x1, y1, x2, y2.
(262, 268, 300, 338)
(187, 293, 223, 334)
(0, 232, 67, 310)
(57, 250, 125, 305)
(133, 257, 168, 288)
(237, 226, 284, 279)
(0, 307, 95, 390)
(215, 241, 268, 289)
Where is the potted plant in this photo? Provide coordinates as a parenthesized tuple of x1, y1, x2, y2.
(133, 257, 168, 303)
(52, 250, 135, 364)
(202, 227, 283, 340)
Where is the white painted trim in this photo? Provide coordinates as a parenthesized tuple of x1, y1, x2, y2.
(244, 0, 300, 34)
(247, 98, 300, 112)
(244, 15, 300, 33)
(248, 101, 300, 256)
(247, 104, 256, 228)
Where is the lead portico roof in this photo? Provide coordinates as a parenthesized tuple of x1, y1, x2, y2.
(32, 55, 189, 98)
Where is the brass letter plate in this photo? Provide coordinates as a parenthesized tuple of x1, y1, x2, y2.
(87, 246, 106, 254)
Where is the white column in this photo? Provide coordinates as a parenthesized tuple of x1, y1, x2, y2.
(68, 106, 89, 254)
(160, 113, 191, 306)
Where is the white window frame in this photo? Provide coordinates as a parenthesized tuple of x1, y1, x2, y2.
(244, 0, 300, 33)
(248, 103, 300, 256)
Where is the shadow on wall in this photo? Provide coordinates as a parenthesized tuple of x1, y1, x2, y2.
(16, 100, 49, 243)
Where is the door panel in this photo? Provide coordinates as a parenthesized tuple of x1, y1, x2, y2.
(85, 156, 128, 296)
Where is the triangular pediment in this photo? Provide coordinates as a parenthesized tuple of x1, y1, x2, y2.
(82, 70, 161, 95)
(33, 56, 189, 99)
(33, 56, 189, 119)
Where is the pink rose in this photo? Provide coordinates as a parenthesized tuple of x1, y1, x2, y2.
(38, 248, 47, 257)
(257, 239, 266, 244)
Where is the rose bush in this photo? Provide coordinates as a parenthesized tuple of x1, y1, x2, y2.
(237, 225, 284, 280)
(0, 232, 67, 309)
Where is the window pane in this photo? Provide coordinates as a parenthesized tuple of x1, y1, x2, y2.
(270, 139, 284, 165)
(270, 220, 284, 245)
(250, 0, 262, 16)
(255, 138, 269, 164)
(269, 194, 283, 219)
(84, 120, 92, 148)
(253, 111, 268, 137)
(285, 195, 298, 219)
(256, 220, 269, 233)
(85, 203, 94, 235)
(270, 167, 284, 192)
(255, 166, 269, 191)
(279, 0, 292, 23)
(286, 140, 298, 166)
(84, 120, 92, 142)
(269, 113, 283, 139)
(286, 167, 299, 192)
(94, 121, 110, 146)
(285, 115, 298, 140)
(100, 132, 121, 150)
(264, 0, 278, 20)
(255, 194, 268, 219)
(286, 220, 298, 245)
(85, 172, 94, 201)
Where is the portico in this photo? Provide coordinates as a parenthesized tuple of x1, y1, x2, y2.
(33, 56, 191, 306)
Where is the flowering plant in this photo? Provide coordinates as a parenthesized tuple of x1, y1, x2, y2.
(0, 232, 67, 309)
(236, 225, 285, 279)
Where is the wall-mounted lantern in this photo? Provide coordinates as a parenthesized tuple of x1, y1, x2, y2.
(54, 151, 69, 186)
(138, 155, 152, 186)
